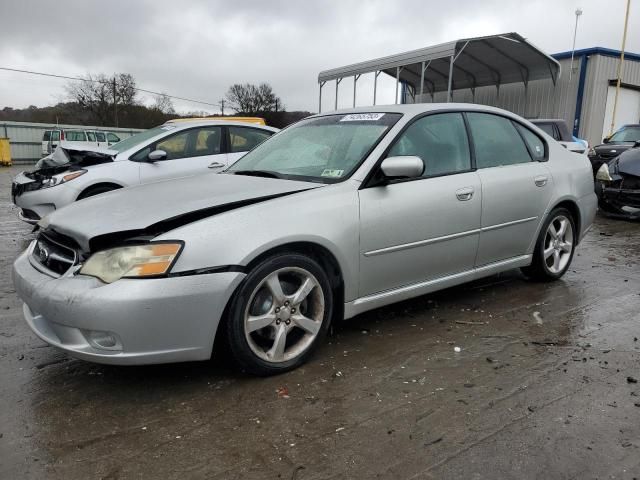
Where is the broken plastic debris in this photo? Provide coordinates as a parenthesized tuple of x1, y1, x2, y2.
(533, 311, 543, 325)
(454, 346, 461, 353)
(276, 386, 290, 399)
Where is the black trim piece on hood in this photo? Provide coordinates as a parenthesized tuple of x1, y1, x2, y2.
(87, 190, 310, 253)
(168, 265, 246, 277)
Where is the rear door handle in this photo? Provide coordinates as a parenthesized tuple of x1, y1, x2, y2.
(534, 175, 548, 187)
(208, 162, 225, 169)
(455, 187, 474, 201)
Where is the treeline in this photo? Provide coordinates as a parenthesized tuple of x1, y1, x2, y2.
(0, 74, 312, 129)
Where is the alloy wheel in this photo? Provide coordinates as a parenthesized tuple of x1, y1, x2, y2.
(243, 267, 325, 363)
(543, 214, 574, 274)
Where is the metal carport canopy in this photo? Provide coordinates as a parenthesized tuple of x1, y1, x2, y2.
(317, 32, 560, 110)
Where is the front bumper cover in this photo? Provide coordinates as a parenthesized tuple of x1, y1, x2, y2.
(596, 182, 640, 218)
(12, 247, 245, 365)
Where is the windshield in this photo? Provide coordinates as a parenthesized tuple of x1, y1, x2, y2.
(109, 125, 177, 153)
(609, 126, 640, 143)
(227, 113, 402, 182)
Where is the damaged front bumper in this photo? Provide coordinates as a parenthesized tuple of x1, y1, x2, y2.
(596, 181, 640, 219)
(12, 245, 245, 365)
(12, 171, 82, 223)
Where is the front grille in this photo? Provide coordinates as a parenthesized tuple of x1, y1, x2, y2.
(621, 174, 640, 190)
(32, 233, 78, 276)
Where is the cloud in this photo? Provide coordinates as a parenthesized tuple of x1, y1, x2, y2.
(0, 0, 637, 113)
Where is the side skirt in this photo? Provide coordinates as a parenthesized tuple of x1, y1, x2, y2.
(343, 254, 532, 319)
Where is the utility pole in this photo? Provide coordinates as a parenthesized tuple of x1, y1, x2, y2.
(113, 76, 118, 127)
(275, 98, 278, 112)
(220, 99, 225, 116)
(610, 0, 631, 136)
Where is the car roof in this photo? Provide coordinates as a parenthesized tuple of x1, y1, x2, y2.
(529, 119, 566, 123)
(311, 103, 528, 120)
(161, 120, 278, 132)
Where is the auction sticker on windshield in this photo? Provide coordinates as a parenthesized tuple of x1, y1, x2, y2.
(321, 169, 344, 177)
(340, 113, 385, 122)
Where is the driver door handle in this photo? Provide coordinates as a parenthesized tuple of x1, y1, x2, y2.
(534, 175, 548, 187)
(455, 187, 474, 201)
(208, 162, 225, 169)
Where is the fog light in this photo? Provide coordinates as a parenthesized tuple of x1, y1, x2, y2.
(84, 330, 122, 351)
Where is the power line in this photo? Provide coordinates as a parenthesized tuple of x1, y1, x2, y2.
(0, 66, 222, 109)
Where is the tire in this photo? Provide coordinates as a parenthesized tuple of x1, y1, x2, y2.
(521, 208, 576, 282)
(226, 253, 333, 376)
(77, 184, 120, 200)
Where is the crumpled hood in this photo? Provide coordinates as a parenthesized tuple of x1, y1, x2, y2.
(615, 147, 640, 177)
(41, 173, 322, 251)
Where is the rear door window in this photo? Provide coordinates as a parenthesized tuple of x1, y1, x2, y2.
(466, 113, 532, 168)
(96, 132, 106, 142)
(228, 127, 272, 153)
(43, 131, 51, 141)
(86, 131, 96, 142)
(66, 130, 87, 141)
(51, 131, 60, 142)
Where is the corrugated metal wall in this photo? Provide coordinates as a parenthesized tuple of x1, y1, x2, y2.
(410, 54, 640, 147)
(580, 54, 640, 145)
(0, 121, 143, 164)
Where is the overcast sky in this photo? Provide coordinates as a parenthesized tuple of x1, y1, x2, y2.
(0, 0, 638, 114)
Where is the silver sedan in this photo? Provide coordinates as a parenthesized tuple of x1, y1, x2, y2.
(13, 104, 597, 375)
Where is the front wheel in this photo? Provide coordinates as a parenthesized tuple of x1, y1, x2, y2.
(226, 253, 333, 376)
(521, 208, 576, 281)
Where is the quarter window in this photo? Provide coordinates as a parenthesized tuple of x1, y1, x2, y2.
(107, 133, 121, 143)
(466, 113, 532, 168)
(229, 127, 272, 153)
(515, 123, 546, 161)
(95, 132, 106, 142)
(388, 113, 471, 177)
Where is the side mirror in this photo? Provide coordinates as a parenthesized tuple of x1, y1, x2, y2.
(380, 156, 424, 179)
(602, 136, 610, 144)
(148, 149, 167, 162)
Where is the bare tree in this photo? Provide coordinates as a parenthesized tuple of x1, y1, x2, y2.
(152, 93, 175, 114)
(225, 83, 283, 114)
(65, 73, 138, 125)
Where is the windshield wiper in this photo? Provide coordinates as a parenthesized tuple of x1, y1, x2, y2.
(231, 170, 282, 179)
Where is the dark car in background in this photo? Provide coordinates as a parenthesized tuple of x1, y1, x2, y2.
(530, 119, 588, 154)
(588, 124, 640, 176)
(595, 146, 640, 219)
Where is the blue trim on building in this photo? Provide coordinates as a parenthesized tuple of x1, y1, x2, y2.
(572, 54, 589, 137)
(552, 47, 640, 62)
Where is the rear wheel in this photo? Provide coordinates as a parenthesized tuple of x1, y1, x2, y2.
(522, 208, 576, 281)
(226, 253, 333, 376)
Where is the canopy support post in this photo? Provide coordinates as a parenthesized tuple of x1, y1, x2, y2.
(335, 78, 342, 110)
(447, 55, 454, 102)
(395, 67, 403, 104)
(373, 71, 381, 105)
(353, 74, 361, 107)
(318, 81, 326, 113)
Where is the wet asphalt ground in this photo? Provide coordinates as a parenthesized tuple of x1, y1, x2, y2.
(0, 165, 639, 480)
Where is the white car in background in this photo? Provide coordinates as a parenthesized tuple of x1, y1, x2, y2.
(42, 129, 122, 156)
(13, 119, 278, 223)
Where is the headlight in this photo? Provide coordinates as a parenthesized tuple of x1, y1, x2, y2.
(79, 243, 183, 283)
(587, 147, 596, 157)
(40, 170, 86, 189)
(595, 163, 613, 182)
